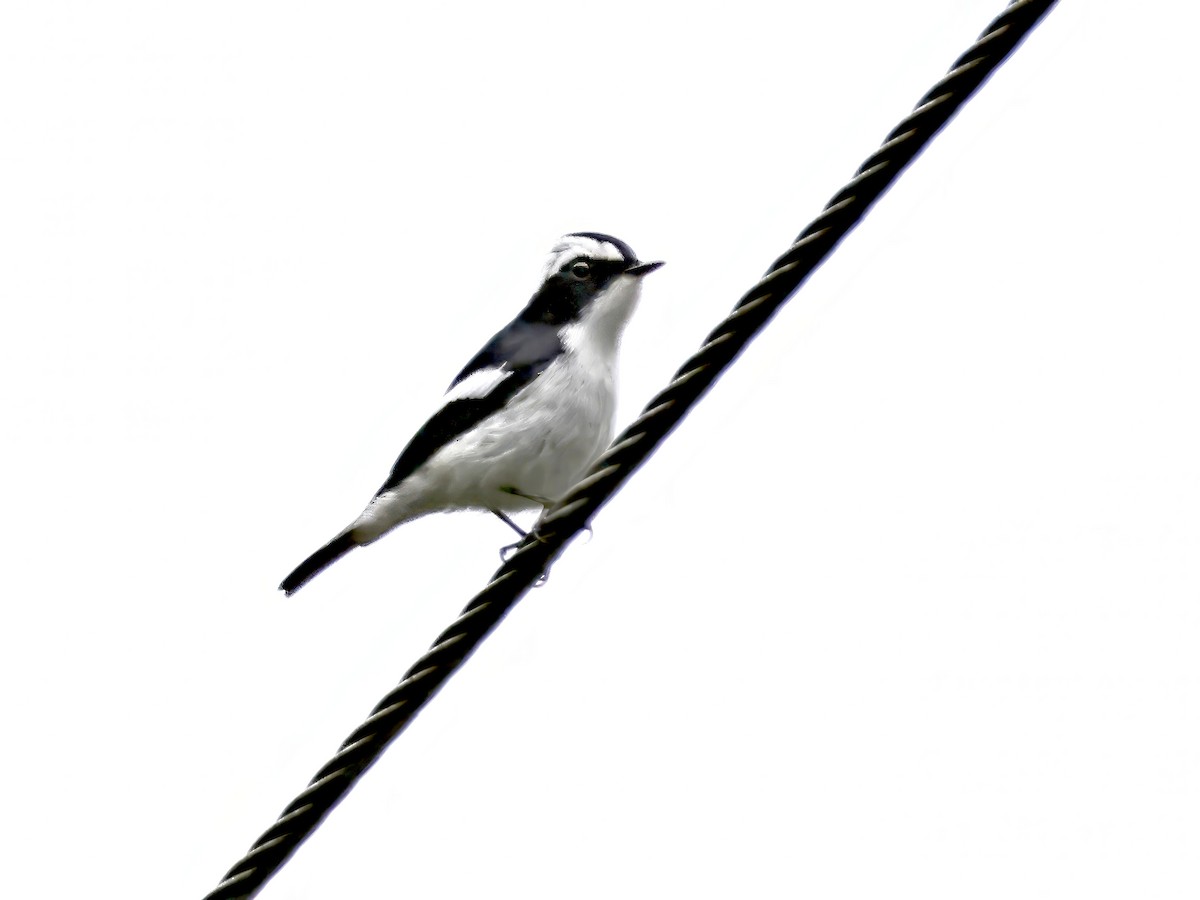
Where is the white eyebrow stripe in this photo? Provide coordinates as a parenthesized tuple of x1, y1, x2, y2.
(444, 366, 512, 402)
(542, 235, 625, 279)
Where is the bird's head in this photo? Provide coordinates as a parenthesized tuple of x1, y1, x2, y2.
(522, 232, 663, 348)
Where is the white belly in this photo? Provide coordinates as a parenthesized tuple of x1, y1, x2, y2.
(352, 350, 615, 541)
(349, 269, 644, 545)
(430, 353, 615, 506)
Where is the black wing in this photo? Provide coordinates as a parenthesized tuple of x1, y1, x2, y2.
(375, 320, 562, 494)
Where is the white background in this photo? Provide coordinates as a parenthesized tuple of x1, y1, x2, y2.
(2, 1, 1197, 897)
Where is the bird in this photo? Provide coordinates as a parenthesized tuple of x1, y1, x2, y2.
(279, 232, 663, 595)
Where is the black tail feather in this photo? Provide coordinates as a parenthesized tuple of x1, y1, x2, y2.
(279, 531, 358, 595)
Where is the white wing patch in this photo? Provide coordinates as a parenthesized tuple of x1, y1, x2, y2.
(444, 365, 512, 402)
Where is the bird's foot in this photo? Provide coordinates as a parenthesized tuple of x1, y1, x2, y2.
(499, 534, 551, 587)
(493, 489, 592, 586)
(498, 525, 553, 562)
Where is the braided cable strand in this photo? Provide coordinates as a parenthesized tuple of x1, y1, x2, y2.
(206, 2, 1057, 896)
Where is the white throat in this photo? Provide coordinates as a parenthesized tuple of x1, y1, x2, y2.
(565, 273, 643, 357)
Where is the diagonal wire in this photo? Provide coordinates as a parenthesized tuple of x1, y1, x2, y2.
(205, 2, 1057, 896)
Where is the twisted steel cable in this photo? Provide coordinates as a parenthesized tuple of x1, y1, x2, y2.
(206, 1, 1057, 896)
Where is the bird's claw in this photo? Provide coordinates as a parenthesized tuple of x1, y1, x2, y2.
(498, 539, 551, 586)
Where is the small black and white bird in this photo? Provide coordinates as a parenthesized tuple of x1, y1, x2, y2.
(279, 232, 663, 595)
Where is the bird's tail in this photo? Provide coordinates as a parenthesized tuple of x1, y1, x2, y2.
(279, 531, 359, 595)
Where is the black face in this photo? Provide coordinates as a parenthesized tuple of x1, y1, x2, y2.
(520, 253, 632, 327)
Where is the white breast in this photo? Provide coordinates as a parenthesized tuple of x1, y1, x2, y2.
(351, 275, 641, 541)
(431, 335, 617, 507)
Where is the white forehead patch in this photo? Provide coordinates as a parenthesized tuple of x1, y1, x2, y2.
(542, 235, 626, 280)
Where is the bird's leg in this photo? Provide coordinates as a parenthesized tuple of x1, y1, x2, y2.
(496, 486, 556, 562)
(490, 508, 528, 539)
(495, 485, 593, 566)
(491, 508, 533, 562)
(492, 511, 535, 561)
(502, 486, 594, 542)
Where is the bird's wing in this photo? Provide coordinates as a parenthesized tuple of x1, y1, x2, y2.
(375, 320, 562, 494)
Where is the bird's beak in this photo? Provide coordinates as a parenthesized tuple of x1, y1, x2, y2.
(625, 260, 665, 276)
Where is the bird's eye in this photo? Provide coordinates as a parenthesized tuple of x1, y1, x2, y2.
(570, 260, 591, 279)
